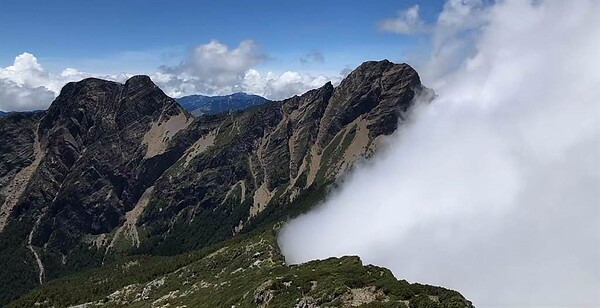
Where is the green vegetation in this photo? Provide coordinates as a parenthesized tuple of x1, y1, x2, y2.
(0, 219, 38, 305)
(9, 226, 472, 308)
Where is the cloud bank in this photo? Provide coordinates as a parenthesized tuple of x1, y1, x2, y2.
(278, 1, 600, 307)
(157, 40, 336, 100)
(0, 41, 339, 112)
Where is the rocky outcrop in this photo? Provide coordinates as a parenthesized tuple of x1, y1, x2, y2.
(0, 60, 425, 304)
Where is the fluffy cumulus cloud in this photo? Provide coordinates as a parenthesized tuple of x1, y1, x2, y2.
(378, 4, 425, 34)
(0, 53, 128, 112)
(0, 53, 68, 112)
(158, 39, 264, 96)
(157, 40, 336, 100)
(1, 41, 339, 111)
(279, 1, 600, 307)
(243, 69, 337, 101)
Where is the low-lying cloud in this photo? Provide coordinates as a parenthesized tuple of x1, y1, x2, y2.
(278, 1, 600, 307)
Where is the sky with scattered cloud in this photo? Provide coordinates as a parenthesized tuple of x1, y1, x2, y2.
(0, 0, 444, 112)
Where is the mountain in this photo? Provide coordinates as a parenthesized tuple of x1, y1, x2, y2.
(0, 111, 6, 117)
(0, 60, 469, 307)
(177, 92, 268, 116)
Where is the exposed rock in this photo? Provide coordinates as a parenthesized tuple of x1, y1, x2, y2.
(139, 60, 425, 255)
(0, 122, 43, 232)
(341, 286, 388, 306)
(254, 280, 274, 307)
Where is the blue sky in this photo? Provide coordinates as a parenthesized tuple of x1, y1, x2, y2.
(0, 0, 443, 73)
(0, 0, 448, 111)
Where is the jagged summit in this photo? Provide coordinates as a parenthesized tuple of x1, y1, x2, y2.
(40, 74, 188, 144)
(124, 74, 155, 85)
(49, 75, 166, 114)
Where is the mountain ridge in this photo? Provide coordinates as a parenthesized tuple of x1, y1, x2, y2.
(177, 92, 269, 116)
(0, 60, 467, 307)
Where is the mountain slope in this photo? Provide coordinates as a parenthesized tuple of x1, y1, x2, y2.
(0, 60, 434, 305)
(10, 227, 472, 308)
(0, 76, 193, 304)
(177, 92, 268, 116)
(135, 60, 423, 255)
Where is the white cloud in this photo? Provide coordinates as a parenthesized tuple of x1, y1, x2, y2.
(0, 53, 129, 112)
(242, 69, 337, 100)
(155, 40, 339, 100)
(436, 0, 485, 29)
(0, 80, 55, 112)
(157, 40, 268, 97)
(378, 5, 425, 34)
(279, 1, 600, 307)
(0, 53, 72, 111)
(160, 40, 264, 90)
(0, 44, 340, 111)
(425, 0, 488, 81)
(379, 0, 488, 81)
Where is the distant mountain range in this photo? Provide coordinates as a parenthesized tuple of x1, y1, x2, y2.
(177, 92, 269, 116)
(0, 111, 6, 117)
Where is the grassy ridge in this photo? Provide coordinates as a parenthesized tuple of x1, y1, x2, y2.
(9, 225, 472, 308)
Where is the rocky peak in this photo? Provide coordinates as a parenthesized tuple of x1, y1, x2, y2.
(316, 60, 422, 149)
(116, 75, 185, 129)
(39, 75, 187, 146)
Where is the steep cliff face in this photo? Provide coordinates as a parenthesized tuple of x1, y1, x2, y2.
(0, 60, 426, 304)
(0, 112, 43, 230)
(0, 75, 192, 303)
(136, 61, 425, 255)
(31, 76, 191, 243)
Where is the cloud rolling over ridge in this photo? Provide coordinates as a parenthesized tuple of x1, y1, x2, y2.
(278, 1, 600, 307)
